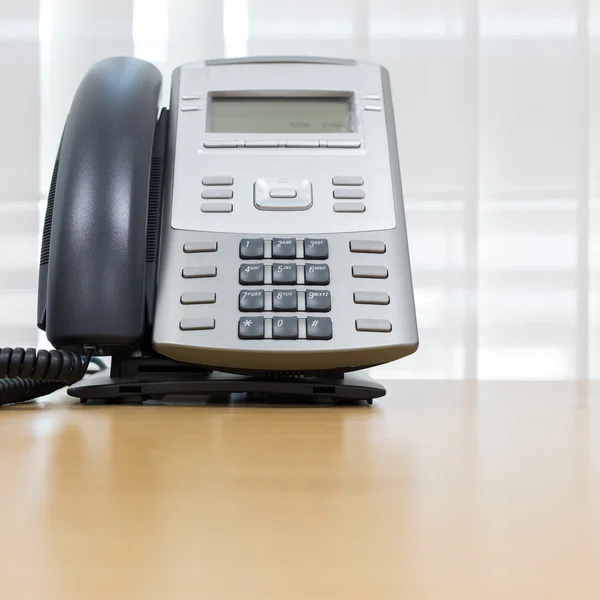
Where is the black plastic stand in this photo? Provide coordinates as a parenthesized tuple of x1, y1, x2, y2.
(67, 357, 385, 405)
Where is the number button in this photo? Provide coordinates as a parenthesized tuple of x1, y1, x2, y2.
(304, 263, 330, 285)
(272, 263, 297, 285)
(303, 239, 329, 260)
(306, 290, 331, 312)
(239, 290, 265, 312)
(239, 263, 264, 285)
(306, 317, 333, 340)
(272, 238, 296, 259)
(272, 290, 298, 312)
(238, 316, 265, 339)
(240, 238, 264, 259)
(272, 317, 299, 340)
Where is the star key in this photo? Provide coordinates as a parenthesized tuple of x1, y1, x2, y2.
(238, 316, 265, 339)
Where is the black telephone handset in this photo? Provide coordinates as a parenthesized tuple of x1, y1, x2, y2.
(1, 57, 167, 404)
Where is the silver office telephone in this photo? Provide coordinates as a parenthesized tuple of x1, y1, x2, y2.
(0, 55, 418, 405)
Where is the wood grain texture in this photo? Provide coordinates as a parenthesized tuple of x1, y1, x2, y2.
(0, 381, 599, 599)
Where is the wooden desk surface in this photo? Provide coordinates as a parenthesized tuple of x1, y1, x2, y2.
(1, 381, 599, 599)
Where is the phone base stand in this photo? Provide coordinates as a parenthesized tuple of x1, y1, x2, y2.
(67, 358, 386, 405)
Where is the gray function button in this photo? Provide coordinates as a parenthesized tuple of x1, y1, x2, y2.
(238, 316, 265, 340)
(272, 290, 298, 312)
(240, 238, 264, 259)
(363, 105, 382, 112)
(239, 263, 265, 285)
(182, 266, 217, 279)
(272, 263, 297, 285)
(306, 317, 333, 340)
(202, 176, 234, 186)
(273, 317, 299, 340)
(239, 290, 265, 312)
(353, 292, 390, 306)
(269, 189, 297, 198)
(204, 140, 238, 148)
(181, 292, 216, 305)
(303, 239, 329, 260)
(182, 94, 201, 100)
(181, 105, 200, 112)
(361, 94, 381, 100)
(201, 189, 233, 199)
(332, 176, 364, 186)
(183, 241, 218, 253)
(356, 319, 392, 333)
(334, 202, 365, 213)
(201, 203, 233, 213)
(305, 264, 330, 285)
(245, 140, 279, 148)
(349, 240, 386, 254)
(180, 318, 215, 331)
(352, 266, 388, 279)
(333, 189, 365, 200)
(284, 140, 319, 148)
(306, 290, 331, 312)
(326, 140, 361, 148)
(272, 238, 296, 259)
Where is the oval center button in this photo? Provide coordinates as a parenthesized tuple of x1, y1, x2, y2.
(269, 189, 298, 198)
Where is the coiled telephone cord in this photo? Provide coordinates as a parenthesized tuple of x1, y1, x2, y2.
(0, 347, 92, 406)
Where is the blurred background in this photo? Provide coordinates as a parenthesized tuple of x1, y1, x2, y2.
(0, 0, 599, 381)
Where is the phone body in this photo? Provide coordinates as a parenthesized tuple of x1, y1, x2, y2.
(37, 56, 418, 376)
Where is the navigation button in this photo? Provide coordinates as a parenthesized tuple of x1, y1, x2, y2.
(238, 316, 265, 339)
(269, 189, 297, 199)
(334, 202, 366, 213)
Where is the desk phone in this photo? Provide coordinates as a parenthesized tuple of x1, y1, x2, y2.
(0, 56, 418, 405)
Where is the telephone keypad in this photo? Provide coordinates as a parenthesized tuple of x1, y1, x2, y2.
(303, 239, 329, 260)
(240, 238, 264, 259)
(272, 263, 297, 285)
(272, 238, 296, 259)
(272, 317, 299, 340)
(239, 263, 264, 285)
(306, 290, 331, 312)
(272, 290, 298, 312)
(239, 290, 265, 312)
(304, 264, 330, 285)
(238, 316, 265, 339)
(306, 317, 333, 340)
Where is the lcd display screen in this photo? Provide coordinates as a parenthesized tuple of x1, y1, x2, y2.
(208, 97, 353, 133)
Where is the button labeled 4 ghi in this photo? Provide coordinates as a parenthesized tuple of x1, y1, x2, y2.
(239, 263, 264, 285)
